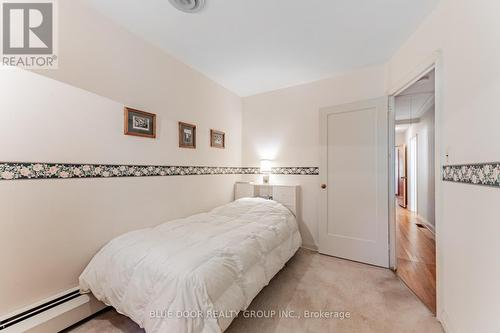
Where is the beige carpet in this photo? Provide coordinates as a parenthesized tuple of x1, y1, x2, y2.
(64, 249, 443, 333)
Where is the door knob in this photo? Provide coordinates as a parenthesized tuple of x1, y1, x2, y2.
(321, 184, 327, 189)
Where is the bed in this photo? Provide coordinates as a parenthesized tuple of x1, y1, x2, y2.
(79, 197, 302, 333)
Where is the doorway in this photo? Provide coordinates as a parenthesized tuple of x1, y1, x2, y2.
(392, 69, 437, 314)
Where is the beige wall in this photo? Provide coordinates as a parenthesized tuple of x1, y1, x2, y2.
(241, 65, 387, 249)
(0, 0, 242, 316)
(388, 0, 500, 331)
(33, 0, 242, 167)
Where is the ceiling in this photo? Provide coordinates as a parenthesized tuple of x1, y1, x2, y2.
(85, 0, 439, 96)
(395, 69, 435, 122)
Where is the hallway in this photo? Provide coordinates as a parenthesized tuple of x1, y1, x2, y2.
(396, 205, 436, 314)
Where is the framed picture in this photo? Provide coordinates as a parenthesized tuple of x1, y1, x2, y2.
(210, 129, 225, 149)
(124, 107, 156, 138)
(179, 122, 196, 148)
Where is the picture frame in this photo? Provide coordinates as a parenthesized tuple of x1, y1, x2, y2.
(210, 129, 225, 149)
(179, 122, 196, 148)
(124, 107, 156, 138)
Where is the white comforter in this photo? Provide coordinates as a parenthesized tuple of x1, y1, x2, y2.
(79, 198, 301, 333)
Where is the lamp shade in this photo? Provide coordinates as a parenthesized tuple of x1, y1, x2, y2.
(260, 160, 272, 173)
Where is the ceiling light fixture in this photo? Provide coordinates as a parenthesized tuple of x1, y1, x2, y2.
(169, 0, 205, 13)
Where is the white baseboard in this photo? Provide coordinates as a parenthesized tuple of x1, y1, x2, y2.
(421, 217, 435, 234)
(300, 243, 318, 252)
(438, 310, 456, 333)
(2, 290, 106, 333)
(415, 214, 435, 234)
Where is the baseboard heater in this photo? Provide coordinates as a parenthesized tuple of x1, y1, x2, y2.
(0, 290, 81, 331)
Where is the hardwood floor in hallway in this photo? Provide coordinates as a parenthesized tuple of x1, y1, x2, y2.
(396, 205, 436, 314)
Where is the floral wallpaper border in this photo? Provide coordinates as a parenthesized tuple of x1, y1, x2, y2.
(443, 162, 500, 188)
(4, 161, 499, 186)
(0, 162, 320, 181)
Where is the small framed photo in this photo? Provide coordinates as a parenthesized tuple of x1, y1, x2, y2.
(124, 107, 156, 138)
(179, 122, 196, 148)
(210, 129, 225, 149)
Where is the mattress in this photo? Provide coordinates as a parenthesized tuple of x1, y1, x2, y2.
(79, 198, 302, 333)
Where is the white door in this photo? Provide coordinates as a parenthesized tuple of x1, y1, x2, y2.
(319, 97, 389, 267)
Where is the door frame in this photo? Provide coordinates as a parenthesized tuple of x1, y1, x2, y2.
(319, 97, 389, 268)
(388, 51, 443, 316)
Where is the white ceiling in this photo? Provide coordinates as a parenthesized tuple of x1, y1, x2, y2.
(85, 0, 439, 96)
(395, 70, 435, 122)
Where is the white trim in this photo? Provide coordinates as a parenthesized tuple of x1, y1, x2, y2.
(1, 288, 106, 333)
(300, 244, 319, 252)
(388, 95, 396, 269)
(439, 310, 455, 333)
(434, 54, 445, 322)
(0, 287, 80, 322)
(3, 295, 90, 333)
